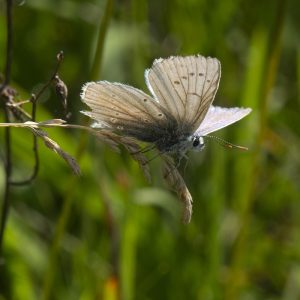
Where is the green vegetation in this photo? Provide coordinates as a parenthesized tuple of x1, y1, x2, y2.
(0, 0, 299, 299)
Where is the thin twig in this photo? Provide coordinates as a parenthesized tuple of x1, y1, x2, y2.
(10, 95, 39, 186)
(0, 0, 13, 253)
(6, 50, 65, 186)
(34, 51, 64, 102)
(10, 138, 39, 186)
(0, 107, 12, 250)
(0, 121, 107, 133)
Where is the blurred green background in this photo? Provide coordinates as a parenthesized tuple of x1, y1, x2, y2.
(0, 0, 299, 299)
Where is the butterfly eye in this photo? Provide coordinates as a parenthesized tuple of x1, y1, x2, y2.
(192, 136, 205, 151)
(193, 138, 200, 147)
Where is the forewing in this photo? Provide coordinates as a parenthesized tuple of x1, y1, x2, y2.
(80, 81, 170, 142)
(145, 55, 221, 132)
(195, 106, 252, 136)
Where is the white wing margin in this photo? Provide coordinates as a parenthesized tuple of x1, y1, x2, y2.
(145, 55, 221, 132)
(195, 106, 252, 136)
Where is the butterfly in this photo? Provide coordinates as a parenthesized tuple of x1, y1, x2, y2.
(81, 55, 251, 222)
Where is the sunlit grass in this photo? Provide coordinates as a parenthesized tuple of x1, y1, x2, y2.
(0, 0, 299, 299)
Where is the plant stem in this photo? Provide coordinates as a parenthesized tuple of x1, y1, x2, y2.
(0, 0, 14, 254)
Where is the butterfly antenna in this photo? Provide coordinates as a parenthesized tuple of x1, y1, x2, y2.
(203, 135, 249, 151)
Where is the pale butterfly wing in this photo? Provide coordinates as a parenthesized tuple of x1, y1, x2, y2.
(145, 55, 221, 133)
(81, 55, 251, 224)
(195, 106, 252, 136)
(81, 81, 176, 142)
